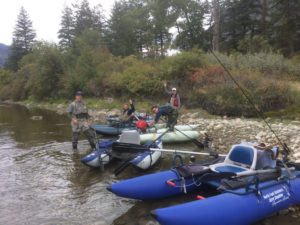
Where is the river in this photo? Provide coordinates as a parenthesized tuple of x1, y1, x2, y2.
(0, 103, 299, 225)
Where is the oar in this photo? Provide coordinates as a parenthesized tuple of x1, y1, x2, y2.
(159, 117, 204, 148)
(114, 154, 140, 176)
(112, 145, 227, 157)
(173, 127, 205, 148)
(113, 128, 170, 176)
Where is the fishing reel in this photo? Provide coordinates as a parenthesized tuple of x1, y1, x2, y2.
(282, 143, 291, 163)
(203, 133, 219, 158)
(203, 133, 213, 148)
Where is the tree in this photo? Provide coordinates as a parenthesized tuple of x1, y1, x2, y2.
(63, 30, 110, 96)
(107, 0, 152, 57)
(212, 0, 220, 51)
(58, 6, 75, 49)
(72, 0, 103, 37)
(148, 0, 179, 57)
(218, 0, 266, 52)
(6, 7, 36, 71)
(269, 0, 300, 55)
(174, 0, 209, 51)
(20, 42, 64, 100)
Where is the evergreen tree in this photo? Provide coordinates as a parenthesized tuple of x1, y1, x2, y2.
(148, 0, 179, 57)
(269, 0, 300, 55)
(212, 0, 221, 51)
(107, 0, 152, 57)
(58, 6, 75, 49)
(6, 7, 36, 71)
(219, 0, 264, 52)
(174, 0, 209, 51)
(72, 0, 103, 37)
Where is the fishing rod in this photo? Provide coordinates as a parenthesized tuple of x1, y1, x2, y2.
(209, 49, 292, 156)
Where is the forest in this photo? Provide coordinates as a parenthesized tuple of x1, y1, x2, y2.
(0, 0, 300, 117)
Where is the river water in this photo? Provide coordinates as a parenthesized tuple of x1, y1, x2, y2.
(0, 103, 298, 225)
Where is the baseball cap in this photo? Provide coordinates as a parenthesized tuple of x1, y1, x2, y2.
(75, 91, 83, 96)
(172, 88, 177, 91)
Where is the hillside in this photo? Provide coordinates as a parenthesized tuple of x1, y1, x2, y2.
(0, 43, 9, 67)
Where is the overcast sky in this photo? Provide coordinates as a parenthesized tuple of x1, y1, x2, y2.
(0, 0, 116, 45)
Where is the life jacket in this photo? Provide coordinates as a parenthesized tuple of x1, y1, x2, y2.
(171, 94, 179, 108)
(173, 97, 179, 107)
(136, 120, 147, 131)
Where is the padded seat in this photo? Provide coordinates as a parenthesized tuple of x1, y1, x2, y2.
(210, 144, 258, 174)
(213, 165, 247, 173)
(119, 130, 140, 144)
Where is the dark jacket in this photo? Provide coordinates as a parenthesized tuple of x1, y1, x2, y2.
(123, 103, 135, 116)
(154, 104, 175, 122)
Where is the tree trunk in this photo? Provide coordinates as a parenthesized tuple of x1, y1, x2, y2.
(212, 0, 220, 51)
(261, 0, 268, 36)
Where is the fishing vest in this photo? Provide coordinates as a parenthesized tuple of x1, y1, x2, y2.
(70, 101, 89, 119)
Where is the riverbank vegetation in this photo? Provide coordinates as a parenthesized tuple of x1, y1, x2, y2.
(1, 0, 300, 118)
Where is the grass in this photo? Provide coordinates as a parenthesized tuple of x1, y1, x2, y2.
(18, 97, 159, 114)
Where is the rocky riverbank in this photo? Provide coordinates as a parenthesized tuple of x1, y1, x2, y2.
(181, 112, 300, 163)
(19, 100, 300, 161)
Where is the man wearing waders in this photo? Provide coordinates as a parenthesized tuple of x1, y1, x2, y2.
(67, 91, 96, 150)
(151, 104, 178, 131)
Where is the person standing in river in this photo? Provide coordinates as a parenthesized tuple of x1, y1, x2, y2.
(67, 91, 96, 150)
(164, 83, 181, 109)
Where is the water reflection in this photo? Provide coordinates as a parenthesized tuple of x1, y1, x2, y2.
(0, 104, 131, 225)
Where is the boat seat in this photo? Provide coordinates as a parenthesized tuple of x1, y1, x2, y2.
(256, 147, 278, 169)
(210, 144, 258, 174)
(119, 130, 141, 145)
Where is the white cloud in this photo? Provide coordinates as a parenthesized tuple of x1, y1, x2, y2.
(0, 0, 115, 45)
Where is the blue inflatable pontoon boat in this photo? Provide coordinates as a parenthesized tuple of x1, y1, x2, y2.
(108, 143, 300, 225)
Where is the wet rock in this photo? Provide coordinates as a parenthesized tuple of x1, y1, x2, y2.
(289, 207, 298, 213)
(57, 104, 64, 109)
(261, 218, 272, 225)
(189, 112, 200, 119)
(30, 115, 43, 120)
(107, 108, 121, 116)
(214, 124, 223, 130)
(278, 209, 289, 215)
(293, 152, 300, 158)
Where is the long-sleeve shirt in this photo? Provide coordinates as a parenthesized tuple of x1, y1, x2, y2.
(123, 103, 135, 116)
(154, 105, 175, 123)
(164, 86, 181, 109)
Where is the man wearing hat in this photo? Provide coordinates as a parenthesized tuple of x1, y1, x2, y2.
(67, 91, 96, 150)
(164, 83, 181, 109)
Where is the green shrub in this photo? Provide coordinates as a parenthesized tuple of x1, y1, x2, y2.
(18, 42, 64, 100)
(159, 49, 206, 82)
(238, 35, 272, 54)
(189, 68, 292, 116)
(0, 69, 14, 87)
(0, 77, 27, 101)
(205, 52, 300, 77)
(107, 56, 162, 99)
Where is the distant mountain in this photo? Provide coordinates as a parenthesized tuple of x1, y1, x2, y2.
(0, 43, 9, 67)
